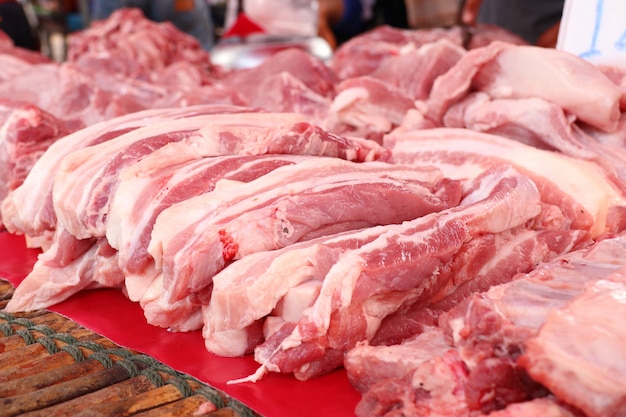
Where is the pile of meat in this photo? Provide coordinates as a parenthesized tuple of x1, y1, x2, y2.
(1, 8, 626, 417)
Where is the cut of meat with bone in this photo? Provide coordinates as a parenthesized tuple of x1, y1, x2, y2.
(370, 227, 591, 346)
(345, 330, 457, 394)
(519, 268, 626, 417)
(386, 128, 626, 237)
(1, 104, 251, 238)
(431, 232, 626, 413)
(427, 42, 623, 132)
(152, 158, 462, 303)
(250, 165, 546, 380)
(346, 331, 471, 417)
(443, 232, 626, 366)
(346, 233, 626, 417)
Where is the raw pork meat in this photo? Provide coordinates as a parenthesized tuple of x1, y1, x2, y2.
(219, 48, 337, 101)
(5, 231, 123, 312)
(369, 227, 591, 346)
(0, 100, 72, 227)
(386, 128, 626, 237)
(327, 76, 416, 141)
(152, 158, 462, 303)
(427, 42, 623, 133)
(442, 93, 626, 183)
(249, 165, 548, 380)
(520, 269, 626, 417)
(370, 39, 465, 101)
(243, 72, 331, 121)
(53, 112, 387, 240)
(328, 25, 466, 80)
(1, 104, 252, 239)
(347, 331, 471, 417)
(347, 232, 626, 417)
(67, 8, 214, 82)
(204, 224, 410, 357)
(108, 153, 313, 277)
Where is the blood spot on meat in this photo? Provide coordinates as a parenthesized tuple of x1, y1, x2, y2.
(219, 229, 239, 262)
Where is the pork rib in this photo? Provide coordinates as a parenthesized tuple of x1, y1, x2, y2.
(520, 269, 626, 417)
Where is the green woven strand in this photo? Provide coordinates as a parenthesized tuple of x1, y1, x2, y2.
(194, 385, 225, 409)
(132, 354, 161, 369)
(37, 336, 59, 355)
(78, 340, 107, 352)
(0, 311, 15, 321)
(12, 318, 35, 328)
(16, 328, 36, 345)
(167, 377, 194, 398)
(89, 351, 115, 369)
(31, 324, 56, 336)
(51, 333, 78, 345)
(116, 358, 140, 378)
(0, 322, 13, 337)
(105, 348, 135, 360)
(61, 344, 85, 363)
(141, 367, 165, 387)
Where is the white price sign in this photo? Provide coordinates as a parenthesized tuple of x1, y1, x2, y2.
(557, 0, 626, 68)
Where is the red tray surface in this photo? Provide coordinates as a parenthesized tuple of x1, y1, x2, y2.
(0, 232, 360, 416)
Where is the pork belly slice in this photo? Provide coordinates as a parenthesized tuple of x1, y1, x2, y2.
(443, 93, 626, 184)
(248, 165, 545, 380)
(386, 128, 626, 237)
(54, 112, 388, 240)
(1, 103, 250, 238)
(152, 158, 462, 303)
(53, 112, 296, 240)
(427, 41, 622, 132)
(107, 153, 312, 276)
(519, 268, 626, 417)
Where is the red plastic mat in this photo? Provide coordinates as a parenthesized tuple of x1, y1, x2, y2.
(0, 231, 360, 417)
